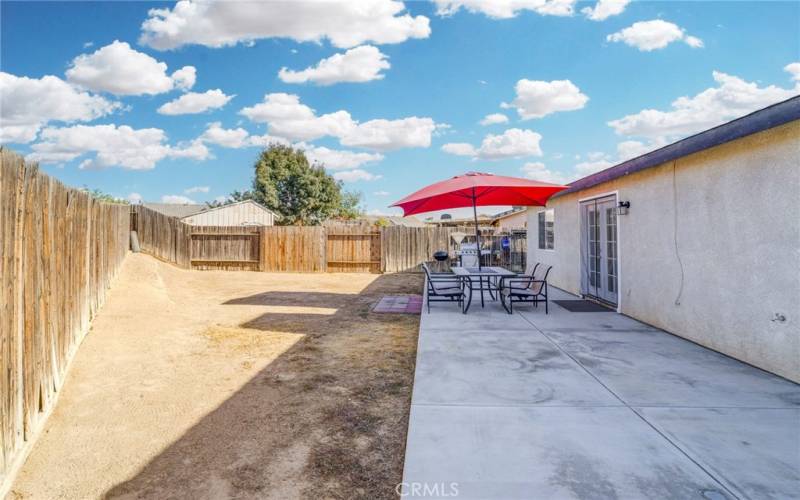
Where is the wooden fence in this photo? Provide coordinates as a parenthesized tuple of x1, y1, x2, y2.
(133, 205, 191, 268)
(1, 150, 129, 490)
(132, 215, 526, 275)
(381, 226, 458, 273)
(261, 226, 326, 272)
(327, 226, 382, 273)
(191, 226, 261, 271)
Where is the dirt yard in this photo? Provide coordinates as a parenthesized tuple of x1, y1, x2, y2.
(9, 253, 422, 500)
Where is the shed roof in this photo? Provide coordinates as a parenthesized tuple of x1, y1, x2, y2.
(142, 203, 207, 218)
(181, 199, 277, 219)
(557, 96, 800, 198)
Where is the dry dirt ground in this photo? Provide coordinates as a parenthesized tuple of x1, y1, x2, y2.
(9, 253, 422, 500)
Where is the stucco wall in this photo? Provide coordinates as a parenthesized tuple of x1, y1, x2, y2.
(527, 120, 800, 382)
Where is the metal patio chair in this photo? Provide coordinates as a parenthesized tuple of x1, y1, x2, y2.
(499, 264, 552, 314)
(422, 262, 468, 313)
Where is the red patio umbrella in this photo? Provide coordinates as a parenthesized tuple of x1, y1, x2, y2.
(391, 172, 568, 269)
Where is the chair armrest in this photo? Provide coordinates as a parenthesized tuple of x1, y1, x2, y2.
(504, 278, 534, 286)
(428, 277, 463, 284)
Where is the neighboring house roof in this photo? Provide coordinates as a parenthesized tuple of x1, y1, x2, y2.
(557, 96, 800, 198)
(491, 207, 527, 223)
(181, 199, 277, 219)
(326, 215, 427, 227)
(142, 203, 207, 218)
(374, 215, 427, 227)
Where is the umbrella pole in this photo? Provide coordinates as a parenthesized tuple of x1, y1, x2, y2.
(472, 187, 481, 270)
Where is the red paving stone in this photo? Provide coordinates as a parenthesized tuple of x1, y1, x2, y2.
(373, 295, 423, 314)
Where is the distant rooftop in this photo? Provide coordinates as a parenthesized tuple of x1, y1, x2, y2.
(142, 203, 207, 219)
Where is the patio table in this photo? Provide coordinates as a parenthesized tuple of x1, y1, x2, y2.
(451, 266, 517, 313)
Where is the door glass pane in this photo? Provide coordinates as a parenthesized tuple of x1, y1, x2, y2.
(538, 212, 545, 249)
(588, 208, 600, 288)
(605, 207, 617, 294)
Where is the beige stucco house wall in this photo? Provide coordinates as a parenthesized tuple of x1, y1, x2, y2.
(527, 120, 800, 383)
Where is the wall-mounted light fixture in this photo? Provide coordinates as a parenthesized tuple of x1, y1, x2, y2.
(617, 200, 631, 215)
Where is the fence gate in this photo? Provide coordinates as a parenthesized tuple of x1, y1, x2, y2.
(326, 226, 382, 273)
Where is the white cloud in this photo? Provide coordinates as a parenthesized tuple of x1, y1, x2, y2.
(608, 70, 798, 141)
(606, 20, 703, 51)
(26, 124, 209, 170)
(158, 89, 234, 115)
(140, 0, 430, 50)
(184, 186, 210, 194)
(480, 113, 509, 126)
(373, 190, 390, 196)
(785, 62, 800, 82)
(615, 139, 670, 161)
(161, 194, 196, 204)
(299, 143, 384, 169)
(340, 117, 438, 150)
(0, 72, 119, 144)
(581, 0, 629, 21)
(169, 139, 212, 161)
(239, 93, 353, 141)
(574, 158, 613, 176)
(171, 66, 197, 90)
(127, 192, 143, 204)
(66, 40, 196, 95)
(501, 79, 588, 119)
(333, 169, 382, 182)
(194, 122, 383, 169)
(239, 93, 438, 150)
(520, 162, 570, 184)
(586, 151, 606, 161)
(441, 143, 477, 156)
(244, 133, 292, 148)
(199, 122, 252, 148)
(278, 45, 390, 85)
(196, 122, 290, 150)
(442, 128, 543, 160)
(616, 140, 651, 161)
(434, 0, 576, 19)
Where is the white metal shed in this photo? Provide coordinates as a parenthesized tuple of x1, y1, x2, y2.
(181, 200, 276, 226)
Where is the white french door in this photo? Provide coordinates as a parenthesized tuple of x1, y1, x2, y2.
(580, 195, 618, 306)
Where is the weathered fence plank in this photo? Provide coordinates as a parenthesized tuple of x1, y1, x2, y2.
(132, 210, 526, 275)
(190, 226, 261, 271)
(326, 226, 381, 273)
(261, 226, 326, 272)
(0, 149, 129, 491)
(380, 226, 457, 273)
(133, 205, 190, 268)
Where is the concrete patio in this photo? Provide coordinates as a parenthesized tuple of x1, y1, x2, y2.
(402, 287, 800, 499)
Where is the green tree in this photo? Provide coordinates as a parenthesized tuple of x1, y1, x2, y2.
(248, 144, 362, 225)
(80, 186, 129, 204)
(334, 189, 364, 220)
(205, 189, 254, 208)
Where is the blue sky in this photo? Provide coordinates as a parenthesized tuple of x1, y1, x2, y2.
(1, 1, 798, 217)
